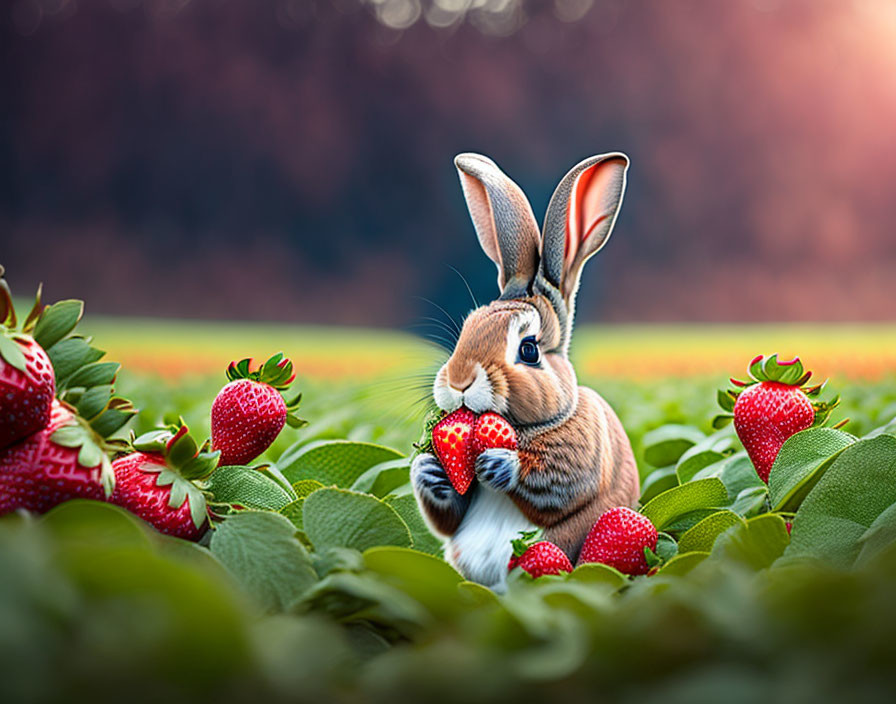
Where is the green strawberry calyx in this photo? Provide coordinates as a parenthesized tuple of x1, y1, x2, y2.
(412, 407, 447, 456)
(0, 265, 48, 373)
(224, 352, 307, 429)
(131, 420, 220, 529)
(50, 405, 123, 498)
(713, 354, 845, 430)
(510, 529, 543, 558)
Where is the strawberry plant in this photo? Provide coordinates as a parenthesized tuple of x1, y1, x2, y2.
(3, 279, 896, 702)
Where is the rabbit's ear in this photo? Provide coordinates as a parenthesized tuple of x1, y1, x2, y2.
(455, 153, 541, 299)
(539, 153, 629, 303)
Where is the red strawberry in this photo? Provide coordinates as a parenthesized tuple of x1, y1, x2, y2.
(211, 353, 305, 466)
(717, 355, 840, 483)
(432, 407, 477, 495)
(110, 423, 219, 541)
(0, 270, 55, 448)
(473, 412, 518, 455)
(0, 400, 115, 514)
(508, 531, 572, 578)
(578, 506, 658, 575)
(0, 335, 55, 449)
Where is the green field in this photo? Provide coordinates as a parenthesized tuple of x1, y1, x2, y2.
(79, 318, 896, 475)
(4, 318, 896, 703)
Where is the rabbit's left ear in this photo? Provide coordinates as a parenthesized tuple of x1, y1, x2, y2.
(455, 153, 541, 299)
(539, 153, 629, 303)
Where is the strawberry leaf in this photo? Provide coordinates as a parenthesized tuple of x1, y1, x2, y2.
(32, 300, 84, 350)
(716, 389, 736, 412)
(21, 283, 43, 334)
(0, 333, 27, 372)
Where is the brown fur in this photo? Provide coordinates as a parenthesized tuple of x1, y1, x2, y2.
(438, 295, 640, 562)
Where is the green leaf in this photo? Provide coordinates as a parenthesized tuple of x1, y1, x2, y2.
(209, 511, 318, 612)
(292, 479, 326, 498)
(279, 440, 404, 487)
(692, 452, 765, 500)
(50, 424, 87, 448)
(640, 478, 729, 531)
(294, 571, 431, 638)
(654, 532, 679, 562)
(782, 435, 896, 570)
(351, 458, 411, 497)
(729, 485, 769, 517)
(855, 502, 896, 567)
(65, 361, 120, 389)
(678, 510, 744, 553)
(768, 427, 856, 512)
(32, 299, 83, 350)
(41, 499, 153, 549)
(641, 424, 705, 468)
(657, 551, 709, 576)
(77, 442, 104, 469)
(638, 466, 679, 506)
(363, 546, 463, 616)
(661, 508, 720, 534)
(717, 389, 736, 412)
(303, 488, 412, 552)
(46, 337, 104, 383)
(710, 414, 734, 430)
(564, 563, 627, 589)
(206, 465, 293, 511)
(280, 500, 305, 530)
(276, 479, 327, 529)
(384, 493, 443, 556)
(712, 513, 789, 570)
(0, 334, 27, 372)
(761, 354, 805, 385)
(89, 406, 135, 438)
(76, 384, 113, 420)
(675, 430, 738, 483)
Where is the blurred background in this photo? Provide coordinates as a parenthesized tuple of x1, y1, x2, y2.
(4, 0, 896, 328)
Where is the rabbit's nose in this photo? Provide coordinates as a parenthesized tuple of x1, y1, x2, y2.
(446, 361, 476, 392)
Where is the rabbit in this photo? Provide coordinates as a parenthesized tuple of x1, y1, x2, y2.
(411, 152, 640, 589)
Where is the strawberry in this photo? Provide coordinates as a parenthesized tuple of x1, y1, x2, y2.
(473, 411, 518, 455)
(211, 353, 305, 466)
(578, 506, 658, 575)
(110, 423, 219, 541)
(0, 400, 117, 514)
(431, 407, 477, 495)
(716, 355, 842, 483)
(0, 269, 55, 448)
(508, 530, 572, 578)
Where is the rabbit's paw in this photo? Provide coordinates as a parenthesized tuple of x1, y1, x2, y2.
(411, 453, 459, 505)
(475, 448, 519, 492)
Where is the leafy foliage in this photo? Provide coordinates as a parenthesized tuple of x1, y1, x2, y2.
(5, 344, 896, 701)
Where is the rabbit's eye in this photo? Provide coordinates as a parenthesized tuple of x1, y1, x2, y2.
(518, 336, 540, 366)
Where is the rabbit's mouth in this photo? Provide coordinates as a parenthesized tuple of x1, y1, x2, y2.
(433, 363, 507, 415)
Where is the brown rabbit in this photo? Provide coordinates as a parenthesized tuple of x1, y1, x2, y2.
(411, 152, 640, 589)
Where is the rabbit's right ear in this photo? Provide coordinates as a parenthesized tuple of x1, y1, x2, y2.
(455, 154, 541, 299)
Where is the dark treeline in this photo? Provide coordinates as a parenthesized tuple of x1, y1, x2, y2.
(2, 0, 895, 325)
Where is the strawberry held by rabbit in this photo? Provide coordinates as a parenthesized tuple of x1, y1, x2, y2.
(211, 353, 305, 466)
(412, 152, 639, 589)
(716, 355, 841, 483)
(430, 409, 518, 495)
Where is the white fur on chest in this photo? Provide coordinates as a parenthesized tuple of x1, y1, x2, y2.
(446, 488, 536, 590)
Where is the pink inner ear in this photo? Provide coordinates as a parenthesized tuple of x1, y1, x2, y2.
(564, 162, 615, 270)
